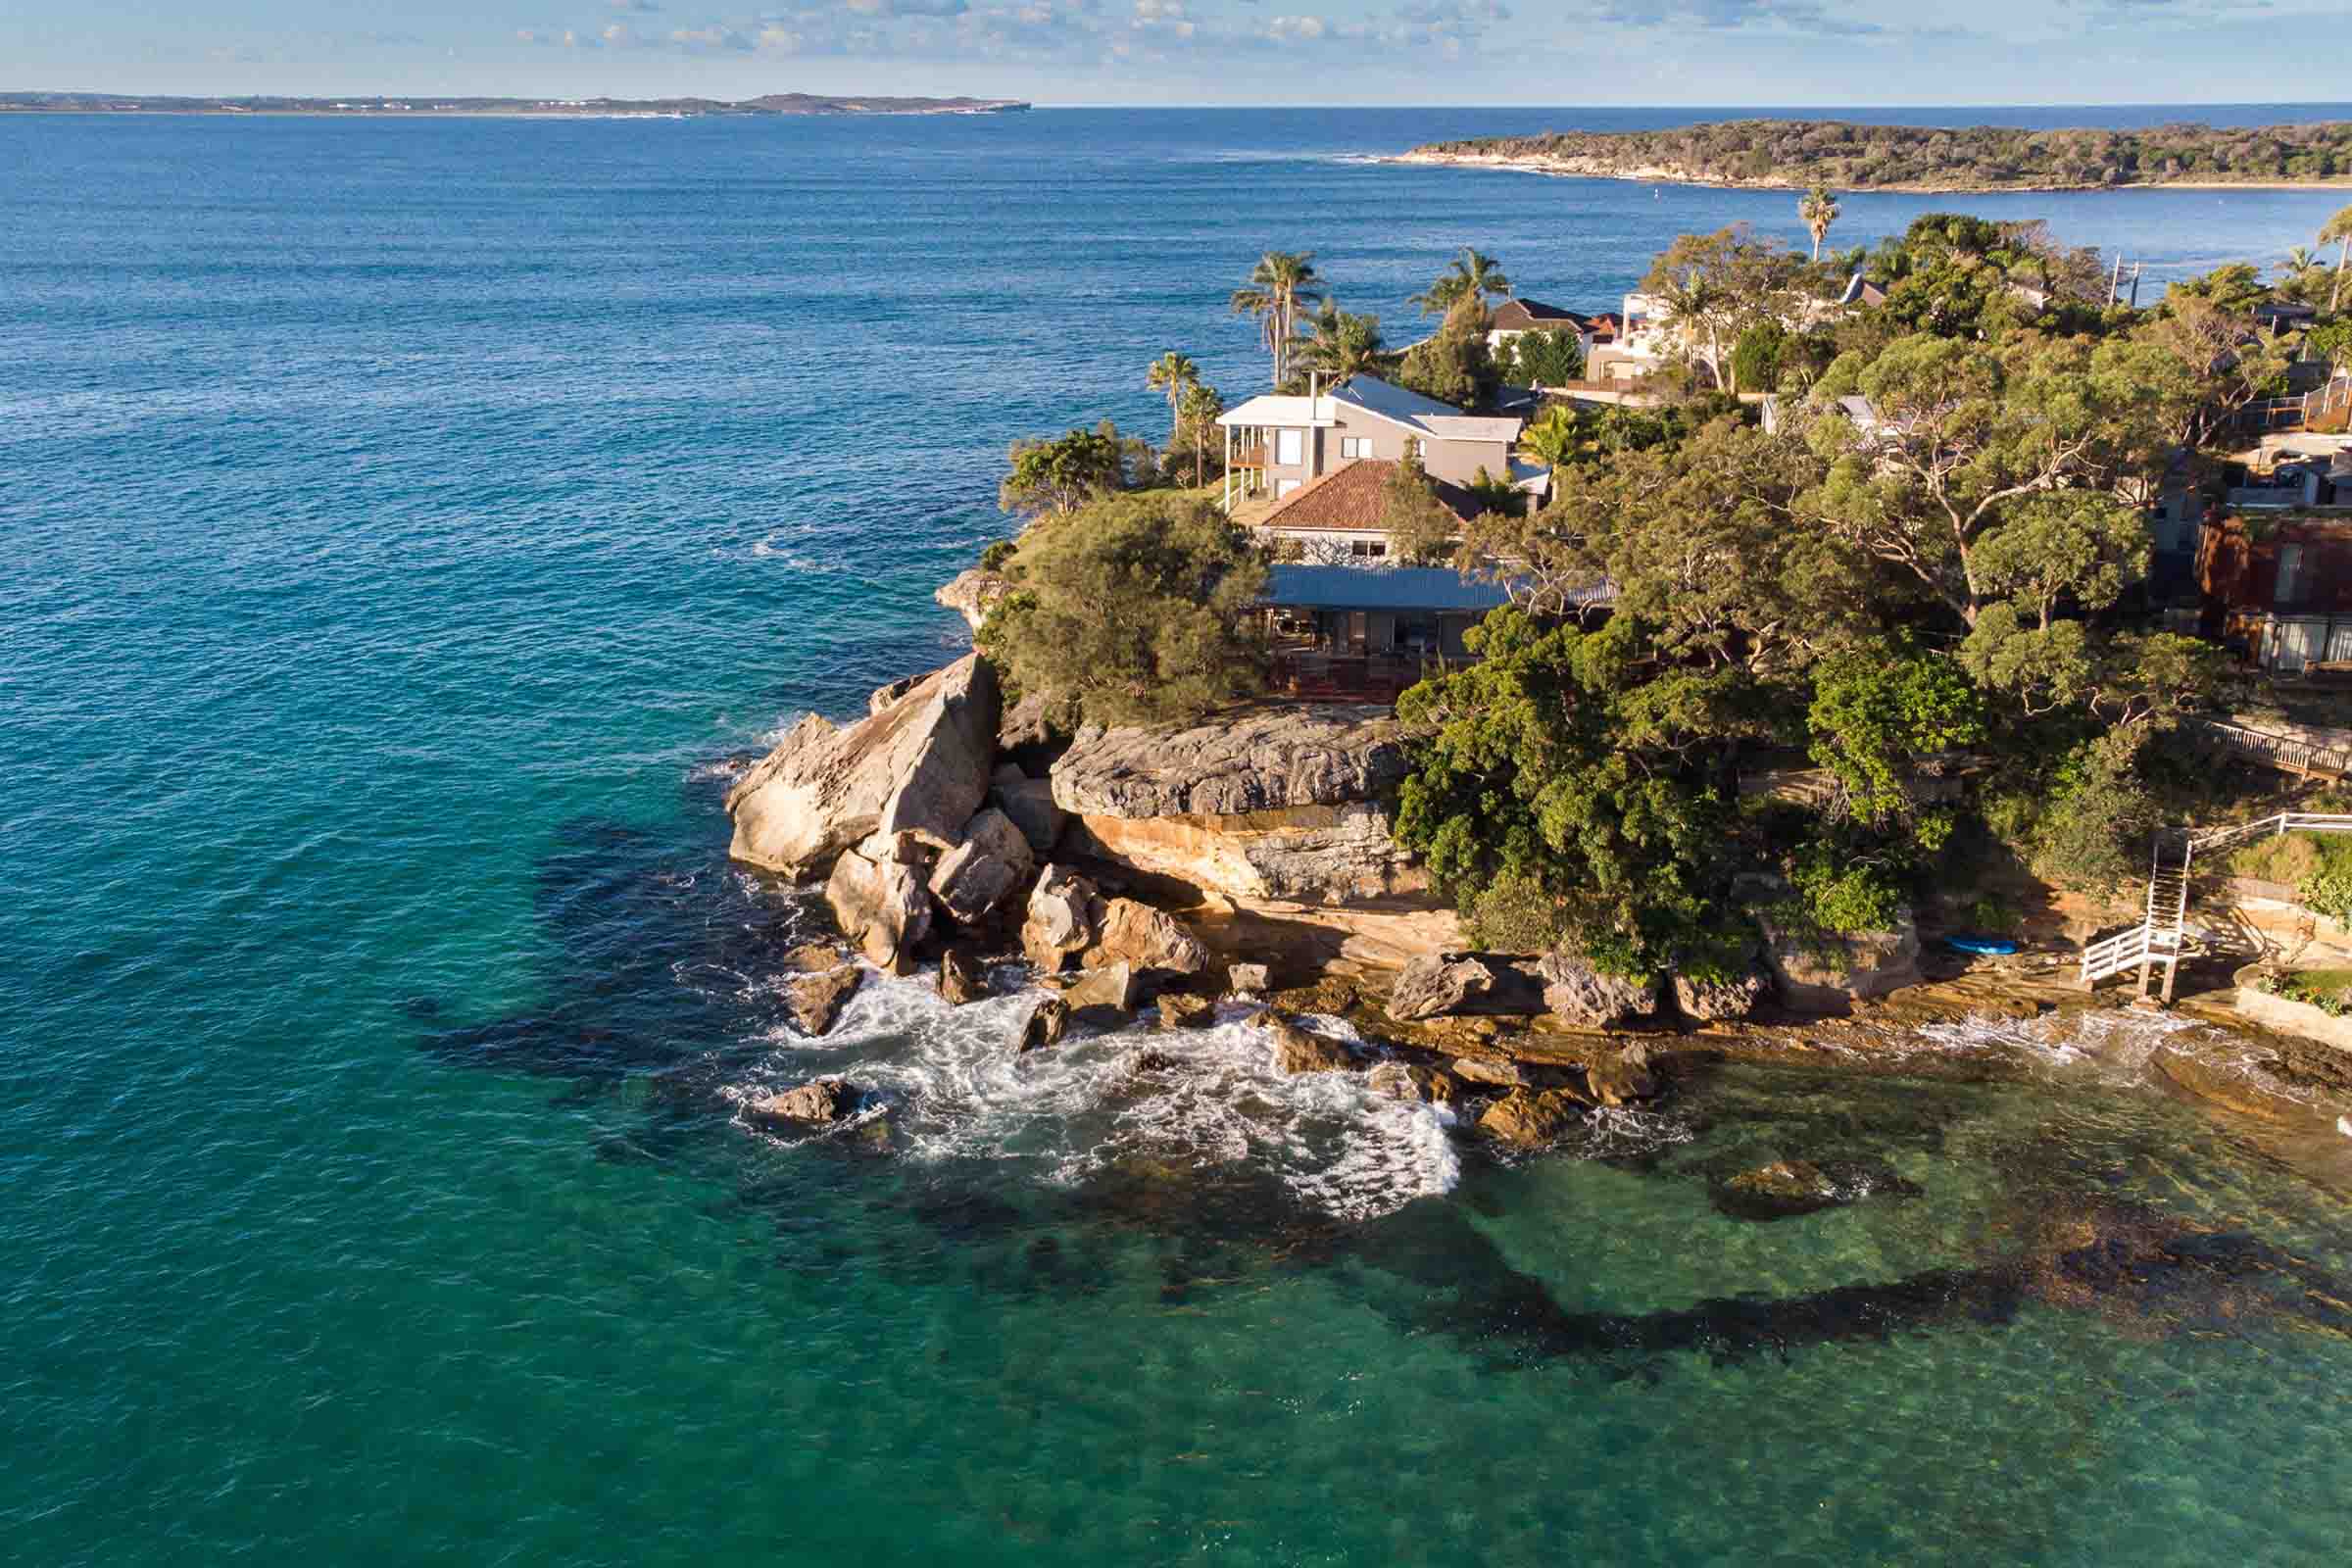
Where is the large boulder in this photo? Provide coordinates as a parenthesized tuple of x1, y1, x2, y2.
(747, 1078, 852, 1126)
(1367, 1060, 1464, 1106)
(1386, 954, 1547, 1022)
(990, 770, 1068, 859)
(1478, 1089, 1584, 1148)
(1585, 1046, 1659, 1107)
(1756, 906, 1923, 1012)
(1020, 996, 1069, 1052)
(1064, 805, 1422, 906)
(824, 836, 935, 975)
(1672, 957, 1772, 1024)
(1088, 897, 1209, 977)
(1020, 864, 1101, 973)
(927, 808, 1036, 925)
(1061, 960, 1140, 1019)
(1538, 953, 1659, 1029)
(1050, 706, 1422, 906)
(1052, 705, 1409, 817)
(996, 691, 1064, 765)
(786, 964, 862, 1037)
(938, 948, 983, 1005)
(1263, 1015, 1358, 1075)
(1157, 992, 1215, 1030)
(725, 654, 1001, 878)
(936, 567, 1009, 635)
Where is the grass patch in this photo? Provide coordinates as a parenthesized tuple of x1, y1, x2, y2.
(2217, 827, 2352, 885)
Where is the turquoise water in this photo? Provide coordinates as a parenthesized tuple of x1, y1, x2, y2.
(7, 108, 2352, 1566)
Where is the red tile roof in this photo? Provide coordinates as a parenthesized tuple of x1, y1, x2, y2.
(1257, 459, 1483, 533)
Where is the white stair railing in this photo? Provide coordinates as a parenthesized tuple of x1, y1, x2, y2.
(2080, 812, 2352, 1001)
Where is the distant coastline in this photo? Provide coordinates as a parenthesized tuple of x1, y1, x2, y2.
(1396, 118, 2352, 194)
(0, 91, 1031, 118)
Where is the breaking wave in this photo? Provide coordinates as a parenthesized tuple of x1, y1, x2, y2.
(728, 974, 1460, 1222)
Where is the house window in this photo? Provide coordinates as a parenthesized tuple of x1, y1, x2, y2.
(1340, 437, 1372, 460)
(2277, 543, 2306, 605)
(1348, 539, 1387, 559)
(1275, 428, 1303, 466)
(1275, 478, 1300, 499)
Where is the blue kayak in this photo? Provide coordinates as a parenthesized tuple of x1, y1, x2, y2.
(1944, 935, 2020, 956)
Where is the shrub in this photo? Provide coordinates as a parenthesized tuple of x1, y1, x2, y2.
(2299, 864, 2352, 926)
(978, 491, 1268, 726)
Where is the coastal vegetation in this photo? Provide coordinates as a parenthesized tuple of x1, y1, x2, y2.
(969, 206, 2349, 980)
(1403, 119, 2352, 191)
(978, 492, 1267, 726)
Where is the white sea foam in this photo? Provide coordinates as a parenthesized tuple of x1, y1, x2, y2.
(1883, 1004, 2328, 1108)
(734, 975, 1459, 1221)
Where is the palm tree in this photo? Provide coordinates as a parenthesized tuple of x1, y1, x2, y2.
(1410, 248, 1512, 317)
(1145, 351, 1199, 452)
(2324, 204, 2352, 314)
(1177, 381, 1224, 485)
(1798, 184, 1840, 264)
(1515, 404, 1583, 470)
(1231, 252, 1324, 387)
(1292, 301, 1387, 385)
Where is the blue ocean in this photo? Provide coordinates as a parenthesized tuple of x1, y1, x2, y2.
(8, 105, 2352, 1566)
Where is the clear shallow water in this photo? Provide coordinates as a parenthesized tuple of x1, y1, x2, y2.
(6, 107, 2352, 1566)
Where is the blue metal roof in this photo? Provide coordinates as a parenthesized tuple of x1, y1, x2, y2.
(1261, 565, 1517, 613)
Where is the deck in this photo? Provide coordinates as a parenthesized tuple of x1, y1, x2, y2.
(1269, 650, 1443, 704)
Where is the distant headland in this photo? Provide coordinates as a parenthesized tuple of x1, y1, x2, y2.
(1397, 118, 2352, 192)
(0, 91, 1031, 118)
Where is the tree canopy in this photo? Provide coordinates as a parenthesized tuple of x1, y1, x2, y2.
(979, 493, 1269, 726)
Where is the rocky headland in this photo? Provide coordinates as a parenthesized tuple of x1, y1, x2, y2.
(720, 632, 2352, 1147)
(1394, 120, 2352, 193)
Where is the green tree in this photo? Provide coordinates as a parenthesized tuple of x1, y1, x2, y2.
(1231, 251, 1325, 387)
(1145, 351, 1199, 454)
(1175, 380, 1226, 486)
(1798, 183, 1840, 264)
(1381, 451, 1461, 565)
(1510, 328, 1587, 386)
(1410, 247, 1512, 317)
(1291, 301, 1389, 385)
(1515, 404, 1580, 469)
(1807, 333, 2162, 625)
(2136, 288, 2295, 450)
(1731, 318, 1790, 392)
(2323, 202, 2352, 313)
(979, 492, 1269, 725)
(1395, 295, 1497, 408)
(1965, 493, 2149, 633)
(1805, 649, 1984, 828)
(2307, 318, 2352, 373)
(1639, 226, 1812, 394)
(999, 426, 1129, 517)
(1393, 611, 1741, 975)
(1461, 465, 1526, 520)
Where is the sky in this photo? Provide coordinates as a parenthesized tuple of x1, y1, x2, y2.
(6, 1, 2346, 107)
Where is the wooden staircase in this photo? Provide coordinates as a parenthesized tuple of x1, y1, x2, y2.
(2081, 812, 2352, 1001)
